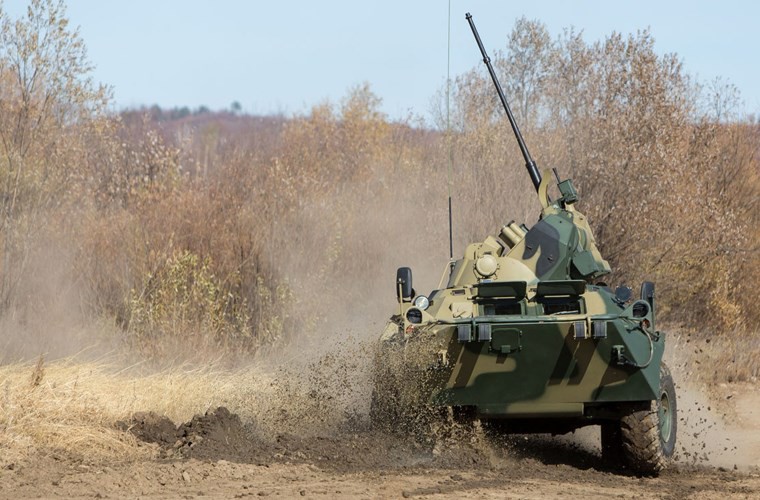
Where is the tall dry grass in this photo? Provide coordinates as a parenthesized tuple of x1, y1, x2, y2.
(0, 333, 375, 466)
(0, 356, 260, 464)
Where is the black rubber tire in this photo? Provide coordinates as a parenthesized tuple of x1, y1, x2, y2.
(619, 363, 677, 475)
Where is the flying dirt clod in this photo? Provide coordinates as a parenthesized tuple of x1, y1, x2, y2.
(371, 12, 677, 476)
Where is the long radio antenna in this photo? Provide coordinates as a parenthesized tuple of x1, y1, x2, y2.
(446, 0, 454, 265)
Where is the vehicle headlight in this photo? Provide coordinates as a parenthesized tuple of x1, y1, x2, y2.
(413, 295, 429, 311)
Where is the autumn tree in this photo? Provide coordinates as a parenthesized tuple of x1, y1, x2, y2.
(447, 18, 759, 331)
(0, 0, 109, 315)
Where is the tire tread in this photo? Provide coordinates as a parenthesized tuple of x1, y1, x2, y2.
(618, 363, 676, 475)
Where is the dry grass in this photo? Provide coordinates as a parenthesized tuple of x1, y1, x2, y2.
(0, 357, 262, 465)
(0, 336, 375, 467)
(1, 359, 147, 465)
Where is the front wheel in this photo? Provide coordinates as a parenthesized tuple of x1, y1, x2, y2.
(619, 363, 677, 475)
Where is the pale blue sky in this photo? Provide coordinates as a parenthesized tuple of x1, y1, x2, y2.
(4, 1, 759, 121)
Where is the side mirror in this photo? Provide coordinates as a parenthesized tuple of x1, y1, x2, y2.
(396, 267, 413, 302)
(640, 281, 655, 329)
(640, 281, 654, 309)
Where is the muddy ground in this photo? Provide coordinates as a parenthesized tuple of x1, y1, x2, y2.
(2, 384, 759, 499)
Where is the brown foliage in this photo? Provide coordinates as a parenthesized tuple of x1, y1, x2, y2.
(0, 5, 757, 379)
(446, 19, 759, 380)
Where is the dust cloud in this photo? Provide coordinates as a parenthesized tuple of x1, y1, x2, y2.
(0, 241, 120, 364)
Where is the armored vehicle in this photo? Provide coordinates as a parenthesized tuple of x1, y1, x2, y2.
(372, 13, 677, 475)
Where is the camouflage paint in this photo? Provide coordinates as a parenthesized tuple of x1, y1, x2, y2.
(384, 176, 665, 422)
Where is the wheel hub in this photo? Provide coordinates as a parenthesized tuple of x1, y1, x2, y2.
(659, 390, 672, 442)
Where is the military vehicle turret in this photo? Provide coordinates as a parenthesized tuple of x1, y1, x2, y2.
(371, 13, 677, 475)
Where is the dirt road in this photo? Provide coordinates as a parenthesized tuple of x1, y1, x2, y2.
(3, 454, 759, 499)
(2, 383, 759, 499)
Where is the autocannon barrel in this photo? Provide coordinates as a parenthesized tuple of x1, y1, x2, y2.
(465, 12, 542, 191)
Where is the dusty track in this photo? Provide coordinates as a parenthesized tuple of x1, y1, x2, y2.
(1, 436, 758, 499)
(3, 456, 759, 499)
(2, 385, 759, 499)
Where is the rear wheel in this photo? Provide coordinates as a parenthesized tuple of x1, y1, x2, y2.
(619, 363, 677, 474)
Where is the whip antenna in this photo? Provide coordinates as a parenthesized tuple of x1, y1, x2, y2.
(446, 0, 454, 266)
